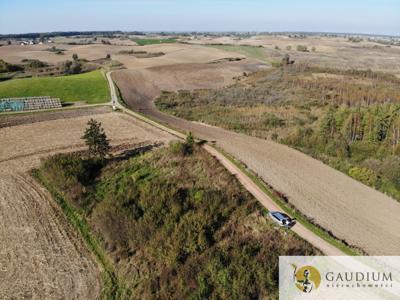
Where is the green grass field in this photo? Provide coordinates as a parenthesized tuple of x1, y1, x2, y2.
(206, 44, 268, 62)
(132, 38, 177, 46)
(0, 70, 109, 104)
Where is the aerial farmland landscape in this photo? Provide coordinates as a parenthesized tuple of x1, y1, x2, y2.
(0, 1, 399, 299)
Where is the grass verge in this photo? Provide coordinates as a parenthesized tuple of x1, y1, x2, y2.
(32, 169, 127, 299)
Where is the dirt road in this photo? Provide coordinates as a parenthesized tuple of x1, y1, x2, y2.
(0, 109, 175, 299)
(112, 68, 400, 255)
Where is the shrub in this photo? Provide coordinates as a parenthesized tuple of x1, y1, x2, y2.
(0, 59, 23, 73)
(263, 113, 285, 128)
(380, 156, 400, 188)
(296, 45, 308, 52)
(348, 167, 378, 187)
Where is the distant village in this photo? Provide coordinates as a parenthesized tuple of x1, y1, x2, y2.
(19, 39, 53, 46)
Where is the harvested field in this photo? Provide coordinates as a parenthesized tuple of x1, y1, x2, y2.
(0, 169, 101, 300)
(0, 106, 111, 128)
(0, 109, 176, 299)
(0, 43, 246, 69)
(114, 69, 400, 255)
(191, 35, 400, 75)
(112, 59, 266, 108)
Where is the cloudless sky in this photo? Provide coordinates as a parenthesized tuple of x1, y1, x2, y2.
(0, 0, 399, 35)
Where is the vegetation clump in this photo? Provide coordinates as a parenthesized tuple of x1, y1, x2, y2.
(296, 45, 309, 52)
(0, 59, 23, 73)
(38, 143, 317, 299)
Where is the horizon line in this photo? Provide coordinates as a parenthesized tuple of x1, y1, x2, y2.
(0, 30, 398, 38)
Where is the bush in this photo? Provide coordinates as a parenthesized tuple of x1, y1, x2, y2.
(348, 167, 378, 187)
(380, 156, 400, 189)
(263, 113, 285, 128)
(0, 59, 23, 73)
(296, 45, 308, 52)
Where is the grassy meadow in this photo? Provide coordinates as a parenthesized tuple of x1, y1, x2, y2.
(0, 70, 109, 104)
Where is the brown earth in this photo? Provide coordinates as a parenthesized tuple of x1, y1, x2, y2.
(0, 106, 111, 128)
(0, 109, 176, 299)
(113, 67, 400, 255)
(0, 43, 247, 67)
(112, 59, 265, 110)
(190, 35, 400, 75)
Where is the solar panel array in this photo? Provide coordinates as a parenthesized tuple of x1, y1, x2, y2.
(0, 96, 62, 112)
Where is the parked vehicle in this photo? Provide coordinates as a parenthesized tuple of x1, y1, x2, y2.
(268, 211, 296, 228)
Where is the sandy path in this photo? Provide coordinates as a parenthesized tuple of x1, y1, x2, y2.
(114, 69, 400, 255)
(0, 110, 175, 299)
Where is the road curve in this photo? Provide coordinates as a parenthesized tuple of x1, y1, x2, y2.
(106, 71, 345, 255)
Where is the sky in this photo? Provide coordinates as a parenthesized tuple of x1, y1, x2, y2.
(0, 0, 399, 36)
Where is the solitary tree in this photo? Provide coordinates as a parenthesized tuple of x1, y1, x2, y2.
(186, 131, 195, 146)
(182, 132, 195, 155)
(82, 119, 110, 159)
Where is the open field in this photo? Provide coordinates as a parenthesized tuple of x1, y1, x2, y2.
(0, 70, 109, 103)
(112, 59, 265, 106)
(0, 108, 176, 299)
(206, 44, 270, 63)
(113, 63, 400, 255)
(1, 35, 399, 74)
(190, 35, 400, 75)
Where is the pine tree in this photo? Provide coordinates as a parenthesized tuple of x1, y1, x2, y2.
(82, 119, 110, 159)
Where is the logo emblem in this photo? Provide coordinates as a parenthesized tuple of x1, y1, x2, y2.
(292, 264, 321, 293)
